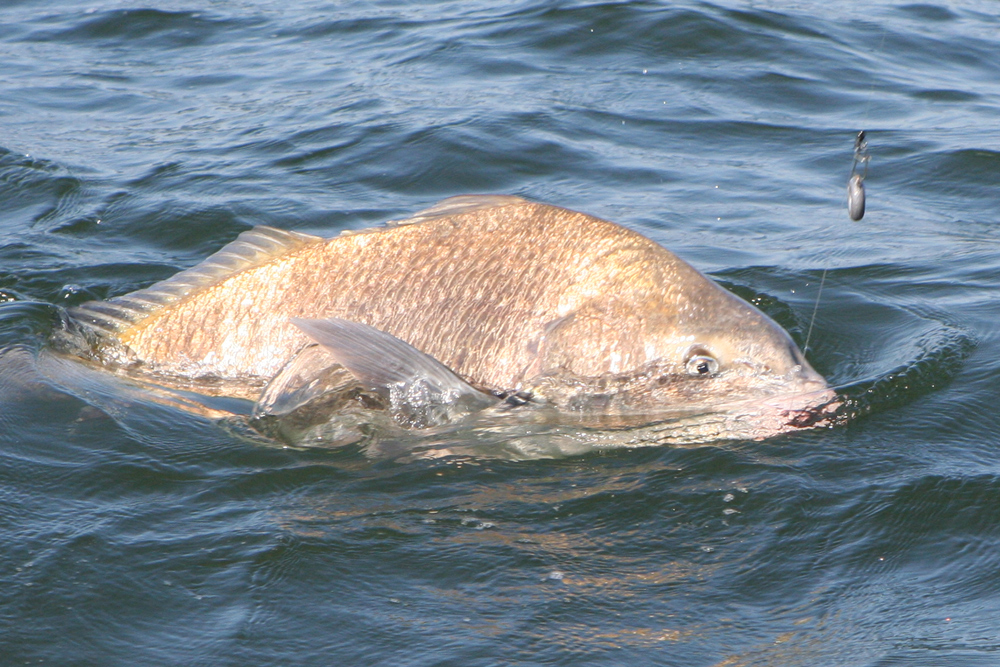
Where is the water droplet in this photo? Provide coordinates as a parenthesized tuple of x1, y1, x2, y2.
(59, 284, 84, 300)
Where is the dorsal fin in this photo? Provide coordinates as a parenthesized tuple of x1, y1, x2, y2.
(388, 195, 528, 227)
(68, 226, 322, 335)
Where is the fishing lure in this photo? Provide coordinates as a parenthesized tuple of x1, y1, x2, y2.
(848, 130, 869, 220)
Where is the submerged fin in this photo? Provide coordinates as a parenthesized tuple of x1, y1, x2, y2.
(251, 343, 386, 444)
(68, 226, 322, 335)
(291, 317, 497, 426)
(254, 344, 360, 418)
(389, 195, 528, 227)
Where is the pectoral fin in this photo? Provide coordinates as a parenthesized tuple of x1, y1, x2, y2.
(290, 317, 497, 426)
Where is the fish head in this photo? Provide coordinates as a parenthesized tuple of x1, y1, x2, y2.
(640, 277, 836, 434)
(665, 286, 825, 392)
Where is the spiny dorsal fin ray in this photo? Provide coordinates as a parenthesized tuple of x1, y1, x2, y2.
(388, 195, 528, 227)
(68, 226, 322, 334)
(291, 317, 498, 423)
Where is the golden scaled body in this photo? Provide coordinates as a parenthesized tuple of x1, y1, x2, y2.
(65, 195, 827, 417)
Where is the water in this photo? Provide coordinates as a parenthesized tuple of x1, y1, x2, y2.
(2, 0, 999, 664)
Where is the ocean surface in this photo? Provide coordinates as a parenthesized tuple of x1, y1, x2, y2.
(2, 1, 999, 665)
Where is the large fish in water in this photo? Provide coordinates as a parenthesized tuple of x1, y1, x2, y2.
(56, 195, 834, 441)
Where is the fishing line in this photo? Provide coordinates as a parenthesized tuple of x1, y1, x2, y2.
(804, 132, 867, 354)
(803, 22, 884, 357)
(803, 267, 826, 355)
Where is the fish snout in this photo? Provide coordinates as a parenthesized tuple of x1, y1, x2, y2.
(746, 364, 838, 433)
(786, 362, 829, 392)
(764, 381, 840, 431)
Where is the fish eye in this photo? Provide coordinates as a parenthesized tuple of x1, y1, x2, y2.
(684, 348, 719, 376)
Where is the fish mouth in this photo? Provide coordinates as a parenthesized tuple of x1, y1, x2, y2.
(785, 394, 841, 429)
(730, 383, 841, 439)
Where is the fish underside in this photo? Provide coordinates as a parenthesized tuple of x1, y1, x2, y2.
(52, 196, 839, 457)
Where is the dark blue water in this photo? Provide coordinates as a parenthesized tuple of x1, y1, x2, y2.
(2, 1, 999, 665)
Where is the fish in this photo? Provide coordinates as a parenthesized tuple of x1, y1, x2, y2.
(56, 195, 835, 441)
